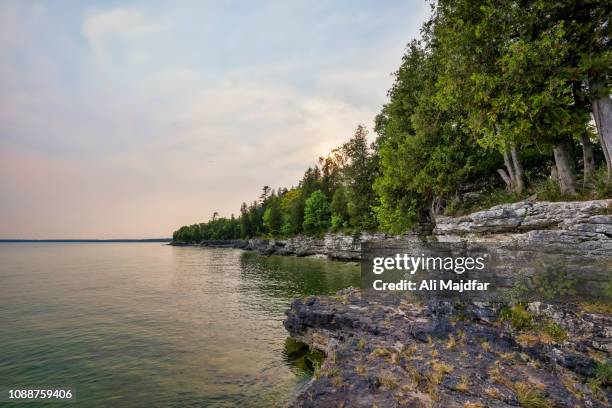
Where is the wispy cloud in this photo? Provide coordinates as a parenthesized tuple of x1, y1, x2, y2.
(0, 0, 429, 238)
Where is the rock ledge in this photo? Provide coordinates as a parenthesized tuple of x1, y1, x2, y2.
(284, 288, 611, 408)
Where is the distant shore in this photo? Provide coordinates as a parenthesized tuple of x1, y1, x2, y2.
(0, 239, 172, 243)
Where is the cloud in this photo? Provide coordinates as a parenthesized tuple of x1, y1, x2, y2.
(0, 0, 428, 238)
(82, 6, 168, 55)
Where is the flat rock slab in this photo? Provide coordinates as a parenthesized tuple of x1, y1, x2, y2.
(284, 288, 611, 408)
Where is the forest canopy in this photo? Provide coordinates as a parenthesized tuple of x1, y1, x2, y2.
(173, 0, 611, 244)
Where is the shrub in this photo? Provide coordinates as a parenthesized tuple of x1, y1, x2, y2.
(500, 304, 533, 331)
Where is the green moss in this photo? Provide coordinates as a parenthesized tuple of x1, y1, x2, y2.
(284, 338, 325, 376)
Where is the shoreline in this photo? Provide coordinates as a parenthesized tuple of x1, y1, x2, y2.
(170, 199, 612, 263)
(284, 288, 612, 407)
(171, 199, 612, 406)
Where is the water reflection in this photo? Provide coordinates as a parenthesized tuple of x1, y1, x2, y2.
(0, 244, 360, 408)
(239, 251, 360, 300)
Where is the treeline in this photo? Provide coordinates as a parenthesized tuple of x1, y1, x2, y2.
(173, 125, 378, 242)
(173, 0, 611, 243)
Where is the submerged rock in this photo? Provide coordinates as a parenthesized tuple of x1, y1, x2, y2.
(284, 288, 611, 408)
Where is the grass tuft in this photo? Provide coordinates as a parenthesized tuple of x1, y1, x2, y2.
(455, 375, 470, 393)
(378, 372, 398, 390)
(355, 364, 367, 376)
(514, 382, 552, 408)
(446, 335, 457, 350)
(579, 301, 612, 315)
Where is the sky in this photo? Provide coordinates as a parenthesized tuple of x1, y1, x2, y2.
(0, 0, 430, 239)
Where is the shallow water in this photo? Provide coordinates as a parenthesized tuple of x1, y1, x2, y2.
(0, 243, 360, 407)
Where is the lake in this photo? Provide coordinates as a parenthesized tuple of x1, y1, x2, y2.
(0, 243, 360, 407)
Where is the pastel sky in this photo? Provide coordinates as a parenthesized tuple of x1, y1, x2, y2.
(0, 0, 429, 239)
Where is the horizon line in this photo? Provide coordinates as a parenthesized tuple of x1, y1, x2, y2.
(0, 238, 172, 242)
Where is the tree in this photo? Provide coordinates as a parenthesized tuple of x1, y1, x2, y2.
(318, 148, 345, 200)
(559, 0, 612, 181)
(432, 0, 594, 196)
(374, 36, 498, 233)
(239, 202, 252, 238)
(303, 190, 331, 234)
(260, 186, 271, 202)
(341, 125, 378, 230)
(330, 186, 349, 231)
(172, 0, 611, 241)
(263, 196, 282, 236)
(279, 188, 304, 235)
(300, 167, 322, 198)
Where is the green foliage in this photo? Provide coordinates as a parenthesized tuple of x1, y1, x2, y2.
(594, 167, 612, 199)
(500, 304, 533, 332)
(172, 224, 202, 243)
(595, 360, 612, 385)
(330, 187, 349, 231)
(239, 202, 256, 238)
(341, 125, 379, 230)
(173, 0, 611, 240)
(443, 189, 521, 217)
(531, 178, 564, 202)
(330, 215, 345, 232)
(280, 189, 305, 236)
(530, 264, 579, 301)
(263, 196, 282, 236)
(373, 37, 501, 233)
(172, 216, 241, 243)
(303, 190, 331, 234)
(542, 323, 568, 343)
(580, 301, 612, 315)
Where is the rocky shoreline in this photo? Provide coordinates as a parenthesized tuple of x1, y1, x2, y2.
(172, 199, 612, 261)
(284, 288, 611, 407)
(171, 199, 612, 407)
(278, 200, 611, 407)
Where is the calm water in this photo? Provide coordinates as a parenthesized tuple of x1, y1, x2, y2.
(0, 243, 360, 407)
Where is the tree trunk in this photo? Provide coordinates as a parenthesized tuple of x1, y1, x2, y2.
(553, 142, 577, 196)
(497, 169, 512, 191)
(590, 80, 612, 180)
(430, 196, 443, 216)
(498, 145, 524, 194)
(502, 148, 515, 191)
(580, 132, 595, 186)
(550, 165, 559, 182)
(510, 143, 524, 194)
